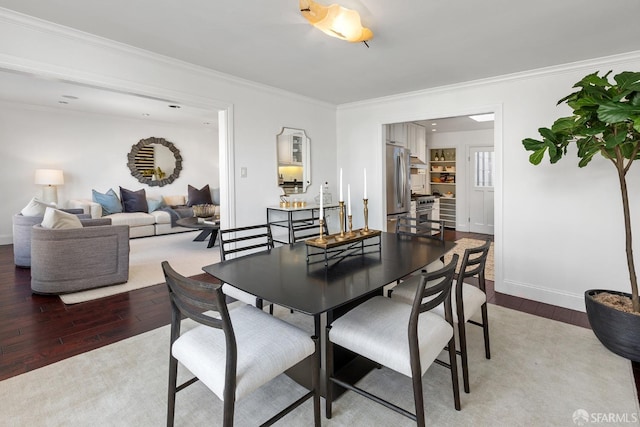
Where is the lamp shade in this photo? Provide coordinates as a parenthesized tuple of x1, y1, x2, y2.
(35, 169, 64, 186)
(300, 0, 373, 43)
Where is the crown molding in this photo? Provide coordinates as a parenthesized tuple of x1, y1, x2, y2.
(339, 50, 640, 110)
(0, 7, 336, 110)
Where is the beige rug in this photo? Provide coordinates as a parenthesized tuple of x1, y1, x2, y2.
(60, 232, 220, 304)
(444, 238, 494, 281)
(1, 304, 636, 426)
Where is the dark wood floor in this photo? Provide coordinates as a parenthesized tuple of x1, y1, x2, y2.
(0, 231, 634, 399)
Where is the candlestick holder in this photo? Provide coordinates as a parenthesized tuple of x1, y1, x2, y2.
(335, 201, 348, 241)
(360, 198, 374, 235)
(346, 214, 357, 237)
(313, 218, 328, 244)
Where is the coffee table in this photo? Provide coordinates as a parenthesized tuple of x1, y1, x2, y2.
(176, 217, 220, 248)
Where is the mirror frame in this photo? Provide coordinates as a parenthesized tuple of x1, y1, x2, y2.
(276, 127, 311, 194)
(127, 137, 182, 187)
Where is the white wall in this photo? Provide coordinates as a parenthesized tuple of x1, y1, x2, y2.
(0, 10, 337, 242)
(337, 52, 640, 312)
(0, 101, 218, 242)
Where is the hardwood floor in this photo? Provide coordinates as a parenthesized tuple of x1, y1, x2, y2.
(0, 232, 632, 401)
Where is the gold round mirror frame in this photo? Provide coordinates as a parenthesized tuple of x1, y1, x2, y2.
(127, 137, 182, 187)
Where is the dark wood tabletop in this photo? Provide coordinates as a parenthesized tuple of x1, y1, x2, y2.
(202, 232, 455, 316)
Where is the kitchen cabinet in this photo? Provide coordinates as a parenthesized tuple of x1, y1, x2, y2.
(277, 133, 304, 165)
(407, 123, 426, 162)
(387, 123, 408, 147)
(429, 148, 456, 229)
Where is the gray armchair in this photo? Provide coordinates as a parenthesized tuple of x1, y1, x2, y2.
(12, 209, 89, 267)
(30, 219, 130, 294)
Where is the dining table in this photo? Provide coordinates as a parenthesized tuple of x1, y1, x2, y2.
(202, 231, 455, 395)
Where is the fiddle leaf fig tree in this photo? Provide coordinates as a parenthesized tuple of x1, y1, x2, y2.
(523, 70, 640, 312)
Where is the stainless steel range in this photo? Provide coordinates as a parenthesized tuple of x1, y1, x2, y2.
(411, 194, 435, 225)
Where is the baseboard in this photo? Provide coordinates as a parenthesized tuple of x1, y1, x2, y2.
(497, 279, 586, 313)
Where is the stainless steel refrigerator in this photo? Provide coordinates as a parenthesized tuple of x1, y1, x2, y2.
(386, 143, 411, 231)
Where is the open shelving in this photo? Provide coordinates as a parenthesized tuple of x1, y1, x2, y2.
(429, 148, 456, 229)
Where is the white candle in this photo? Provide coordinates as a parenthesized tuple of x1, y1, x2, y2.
(347, 184, 351, 216)
(319, 184, 323, 220)
(339, 168, 343, 201)
(363, 168, 367, 199)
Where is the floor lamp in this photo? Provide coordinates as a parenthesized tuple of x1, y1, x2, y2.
(35, 169, 64, 205)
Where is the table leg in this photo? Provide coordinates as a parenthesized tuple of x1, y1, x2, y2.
(207, 229, 219, 248)
(193, 229, 212, 242)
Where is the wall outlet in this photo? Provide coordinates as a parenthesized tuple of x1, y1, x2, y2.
(240, 167, 247, 178)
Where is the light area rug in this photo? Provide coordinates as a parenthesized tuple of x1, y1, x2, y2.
(60, 232, 220, 304)
(444, 237, 495, 281)
(1, 304, 637, 426)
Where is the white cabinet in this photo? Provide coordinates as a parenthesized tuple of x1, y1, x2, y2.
(277, 133, 304, 165)
(387, 123, 408, 146)
(407, 123, 426, 162)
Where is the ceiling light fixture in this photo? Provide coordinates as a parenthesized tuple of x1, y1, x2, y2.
(300, 0, 373, 46)
(469, 113, 495, 122)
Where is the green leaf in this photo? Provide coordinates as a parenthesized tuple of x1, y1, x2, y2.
(522, 138, 544, 151)
(614, 72, 640, 92)
(538, 127, 559, 143)
(598, 102, 640, 123)
(634, 117, 640, 133)
(529, 148, 546, 165)
(603, 131, 627, 149)
(551, 116, 578, 134)
(574, 71, 610, 89)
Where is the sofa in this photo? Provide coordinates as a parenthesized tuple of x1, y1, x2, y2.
(68, 199, 195, 238)
(12, 209, 90, 267)
(31, 218, 130, 294)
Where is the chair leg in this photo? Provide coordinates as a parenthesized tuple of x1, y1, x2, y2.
(457, 320, 470, 394)
(312, 335, 321, 427)
(325, 327, 334, 419)
(411, 371, 426, 427)
(223, 397, 235, 427)
(167, 355, 178, 427)
(447, 336, 461, 411)
(481, 303, 491, 359)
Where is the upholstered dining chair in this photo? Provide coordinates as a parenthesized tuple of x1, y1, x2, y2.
(391, 239, 492, 393)
(162, 261, 320, 427)
(387, 216, 445, 297)
(325, 255, 461, 426)
(218, 224, 274, 312)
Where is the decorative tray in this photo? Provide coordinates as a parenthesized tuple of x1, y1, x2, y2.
(305, 229, 381, 249)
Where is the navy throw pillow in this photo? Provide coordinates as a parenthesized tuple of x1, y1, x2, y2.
(120, 187, 148, 213)
(187, 184, 213, 206)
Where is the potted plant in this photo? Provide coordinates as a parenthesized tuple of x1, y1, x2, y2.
(523, 70, 640, 361)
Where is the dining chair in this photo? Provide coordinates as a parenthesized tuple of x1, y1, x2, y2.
(218, 223, 274, 312)
(325, 255, 461, 426)
(162, 261, 320, 427)
(387, 216, 445, 297)
(391, 239, 492, 393)
(291, 217, 329, 243)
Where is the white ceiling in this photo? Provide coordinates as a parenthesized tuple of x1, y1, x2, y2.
(0, 0, 639, 125)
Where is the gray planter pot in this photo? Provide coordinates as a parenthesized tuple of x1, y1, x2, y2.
(585, 289, 640, 362)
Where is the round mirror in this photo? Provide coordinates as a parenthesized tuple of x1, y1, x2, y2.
(127, 137, 182, 187)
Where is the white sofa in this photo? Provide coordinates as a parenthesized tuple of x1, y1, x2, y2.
(68, 199, 194, 238)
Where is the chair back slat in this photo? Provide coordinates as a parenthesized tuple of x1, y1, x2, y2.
(162, 261, 227, 330)
(413, 254, 459, 315)
(219, 224, 274, 261)
(458, 239, 491, 282)
(395, 216, 444, 242)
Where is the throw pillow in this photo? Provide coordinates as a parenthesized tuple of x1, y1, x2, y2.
(163, 195, 186, 207)
(187, 184, 213, 206)
(20, 197, 56, 216)
(92, 188, 123, 216)
(41, 207, 83, 229)
(147, 198, 164, 212)
(120, 187, 148, 213)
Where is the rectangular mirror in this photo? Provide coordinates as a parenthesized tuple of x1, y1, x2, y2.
(277, 127, 310, 194)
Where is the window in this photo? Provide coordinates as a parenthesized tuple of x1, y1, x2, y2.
(474, 150, 494, 188)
